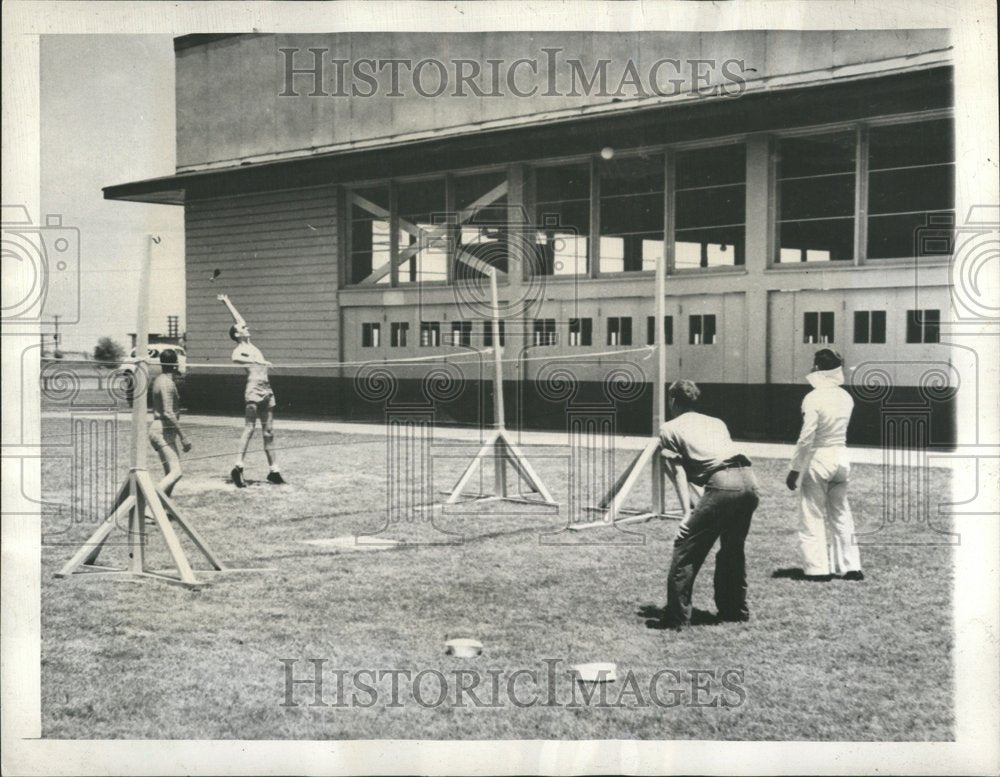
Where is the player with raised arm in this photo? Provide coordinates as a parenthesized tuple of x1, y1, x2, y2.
(217, 294, 285, 487)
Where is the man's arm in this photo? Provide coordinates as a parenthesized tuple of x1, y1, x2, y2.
(217, 294, 246, 327)
(663, 457, 693, 521)
(787, 396, 819, 490)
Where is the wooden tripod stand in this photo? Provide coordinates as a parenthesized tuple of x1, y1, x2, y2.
(570, 163, 684, 530)
(55, 235, 225, 588)
(442, 269, 557, 507)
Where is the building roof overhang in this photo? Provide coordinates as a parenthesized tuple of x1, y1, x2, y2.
(104, 58, 953, 206)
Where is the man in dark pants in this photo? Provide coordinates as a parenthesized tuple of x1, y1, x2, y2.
(659, 380, 760, 628)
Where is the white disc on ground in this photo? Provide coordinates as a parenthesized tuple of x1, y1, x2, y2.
(570, 662, 617, 682)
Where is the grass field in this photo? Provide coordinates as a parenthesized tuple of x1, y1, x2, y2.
(39, 411, 954, 740)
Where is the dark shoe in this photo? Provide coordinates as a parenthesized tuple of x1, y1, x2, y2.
(717, 612, 750, 623)
(804, 574, 833, 582)
(691, 608, 720, 625)
(231, 466, 246, 488)
(842, 570, 865, 581)
(266, 471, 286, 485)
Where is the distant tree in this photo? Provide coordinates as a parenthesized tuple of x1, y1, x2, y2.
(93, 337, 126, 365)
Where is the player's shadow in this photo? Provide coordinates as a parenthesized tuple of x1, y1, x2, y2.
(638, 604, 720, 630)
(771, 567, 807, 579)
(224, 476, 268, 488)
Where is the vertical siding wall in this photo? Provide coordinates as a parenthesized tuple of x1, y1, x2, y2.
(184, 185, 340, 371)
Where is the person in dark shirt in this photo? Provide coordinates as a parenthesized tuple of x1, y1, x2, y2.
(659, 380, 759, 628)
(148, 350, 192, 497)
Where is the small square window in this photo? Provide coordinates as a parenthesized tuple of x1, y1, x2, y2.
(568, 318, 593, 346)
(854, 311, 886, 344)
(689, 314, 716, 345)
(803, 312, 834, 344)
(361, 322, 381, 348)
(483, 320, 506, 347)
(450, 321, 472, 347)
(532, 319, 557, 346)
(906, 309, 940, 344)
(390, 322, 409, 347)
(607, 317, 632, 346)
(646, 316, 674, 346)
(420, 321, 440, 347)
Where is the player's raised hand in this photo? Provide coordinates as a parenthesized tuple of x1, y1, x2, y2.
(216, 293, 229, 302)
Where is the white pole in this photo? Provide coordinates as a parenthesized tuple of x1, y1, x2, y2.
(653, 228, 667, 431)
(489, 269, 505, 430)
(131, 235, 157, 469)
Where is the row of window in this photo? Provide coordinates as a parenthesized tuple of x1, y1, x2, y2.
(360, 308, 942, 348)
(801, 308, 941, 344)
(348, 116, 954, 285)
(359, 315, 713, 348)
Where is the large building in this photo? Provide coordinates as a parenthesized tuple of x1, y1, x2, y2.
(105, 31, 957, 443)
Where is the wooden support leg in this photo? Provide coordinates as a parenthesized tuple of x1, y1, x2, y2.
(597, 446, 645, 510)
(127, 472, 145, 574)
(493, 437, 508, 498)
(497, 431, 557, 504)
(155, 486, 225, 571)
(136, 470, 201, 586)
(599, 438, 660, 524)
(444, 432, 499, 504)
(80, 478, 133, 566)
(56, 495, 136, 577)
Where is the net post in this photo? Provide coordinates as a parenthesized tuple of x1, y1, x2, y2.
(131, 234, 157, 470)
(489, 269, 505, 430)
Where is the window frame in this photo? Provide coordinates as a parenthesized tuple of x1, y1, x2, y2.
(646, 315, 674, 346)
(606, 316, 633, 346)
(906, 309, 941, 344)
(390, 321, 409, 348)
(688, 313, 718, 346)
(361, 322, 381, 348)
(419, 320, 441, 347)
(802, 311, 835, 344)
(853, 310, 887, 344)
(340, 109, 953, 291)
(568, 317, 593, 347)
(531, 318, 557, 347)
(768, 109, 955, 270)
(482, 319, 506, 348)
(450, 320, 472, 348)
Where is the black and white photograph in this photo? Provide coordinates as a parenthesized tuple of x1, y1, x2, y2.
(2, 1, 998, 774)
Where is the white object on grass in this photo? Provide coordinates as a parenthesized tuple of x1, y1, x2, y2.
(570, 662, 618, 683)
(445, 638, 483, 657)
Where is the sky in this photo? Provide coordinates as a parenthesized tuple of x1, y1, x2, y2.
(40, 34, 184, 354)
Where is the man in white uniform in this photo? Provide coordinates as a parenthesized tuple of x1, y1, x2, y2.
(786, 348, 863, 581)
(218, 294, 285, 487)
